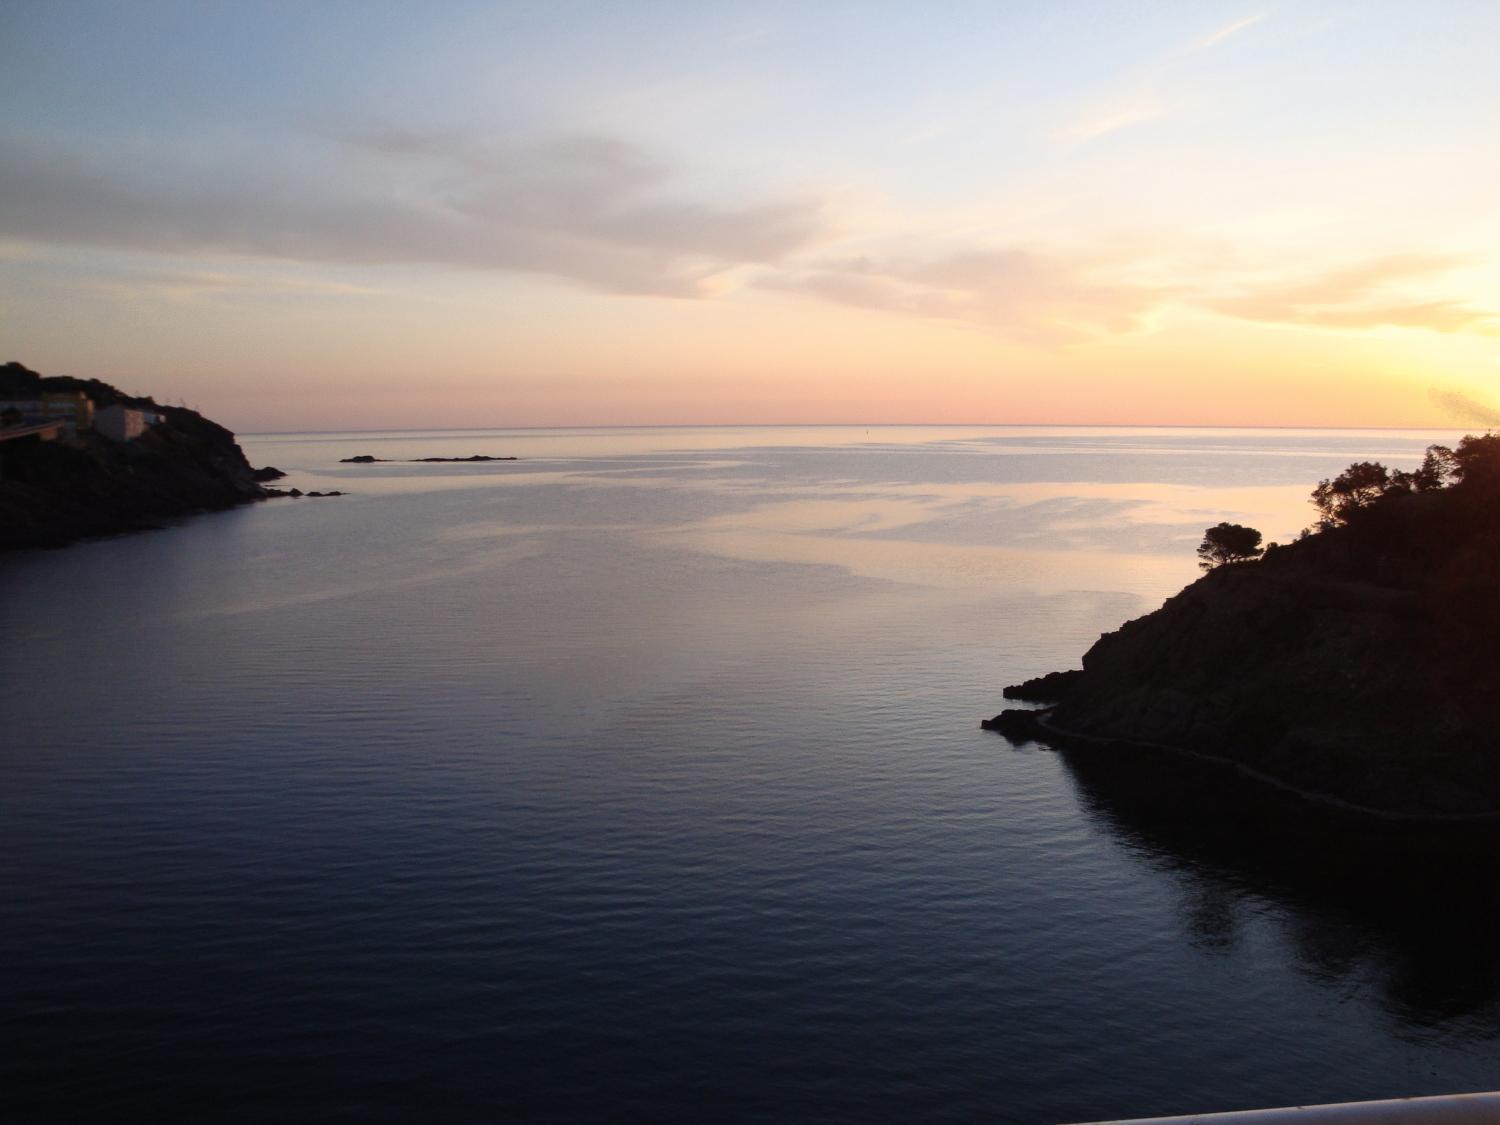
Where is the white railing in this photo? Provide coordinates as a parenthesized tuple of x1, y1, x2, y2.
(1085, 1091, 1500, 1123)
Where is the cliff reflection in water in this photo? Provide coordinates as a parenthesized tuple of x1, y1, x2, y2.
(1054, 741, 1500, 1038)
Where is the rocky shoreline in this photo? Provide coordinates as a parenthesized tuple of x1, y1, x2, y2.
(987, 707, 1500, 824)
(985, 437, 1500, 821)
(0, 362, 275, 551)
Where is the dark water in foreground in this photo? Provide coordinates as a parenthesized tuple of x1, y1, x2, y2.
(3, 426, 1496, 1122)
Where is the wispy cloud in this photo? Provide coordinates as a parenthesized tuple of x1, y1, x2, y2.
(762, 248, 1167, 344)
(0, 131, 828, 297)
(1055, 12, 1267, 145)
(1204, 254, 1500, 335)
(84, 269, 382, 302)
(763, 244, 1500, 345)
(1186, 12, 1266, 53)
(1056, 103, 1166, 144)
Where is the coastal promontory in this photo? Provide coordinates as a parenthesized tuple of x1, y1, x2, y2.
(987, 436, 1500, 819)
(0, 361, 268, 550)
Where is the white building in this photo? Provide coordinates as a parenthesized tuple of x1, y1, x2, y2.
(96, 404, 157, 442)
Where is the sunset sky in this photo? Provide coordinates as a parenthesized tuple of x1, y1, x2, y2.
(3, 1, 1498, 432)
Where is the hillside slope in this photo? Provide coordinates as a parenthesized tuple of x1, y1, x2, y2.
(0, 362, 266, 550)
(987, 441, 1500, 818)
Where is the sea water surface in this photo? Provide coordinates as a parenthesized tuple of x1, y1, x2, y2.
(3, 425, 1497, 1122)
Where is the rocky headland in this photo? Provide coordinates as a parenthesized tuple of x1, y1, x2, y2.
(0, 361, 273, 550)
(985, 436, 1500, 820)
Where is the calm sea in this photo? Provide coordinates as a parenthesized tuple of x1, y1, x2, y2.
(3, 426, 1496, 1123)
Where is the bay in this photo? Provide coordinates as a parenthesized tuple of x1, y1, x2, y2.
(3, 425, 1495, 1122)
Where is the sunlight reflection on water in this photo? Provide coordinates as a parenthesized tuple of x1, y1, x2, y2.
(2, 424, 1490, 1123)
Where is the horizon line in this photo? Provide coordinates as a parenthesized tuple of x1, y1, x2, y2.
(239, 421, 1478, 438)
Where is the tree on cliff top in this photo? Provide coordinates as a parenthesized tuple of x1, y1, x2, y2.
(1311, 461, 1392, 528)
(1307, 437, 1499, 531)
(1450, 433, 1500, 488)
(1404, 445, 1456, 492)
(1197, 522, 1263, 570)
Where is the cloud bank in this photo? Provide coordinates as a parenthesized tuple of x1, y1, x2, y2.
(3, 129, 1494, 346)
(0, 131, 826, 297)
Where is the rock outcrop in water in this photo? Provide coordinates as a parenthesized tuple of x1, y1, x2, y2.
(0, 361, 268, 550)
(986, 436, 1500, 820)
(340, 453, 517, 463)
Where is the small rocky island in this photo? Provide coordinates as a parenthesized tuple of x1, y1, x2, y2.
(0, 361, 275, 550)
(340, 453, 517, 463)
(986, 435, 1500, 820)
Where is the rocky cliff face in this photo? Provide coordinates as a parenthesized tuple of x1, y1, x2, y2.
(0, 362, 266, 550)
(987, 463, 1500, 819)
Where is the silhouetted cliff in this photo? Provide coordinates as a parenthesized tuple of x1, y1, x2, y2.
(987, 438, 1500, 819)
(0, 362, 266, 550)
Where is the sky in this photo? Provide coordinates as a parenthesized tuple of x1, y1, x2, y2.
(2, 1, 1499, 432)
